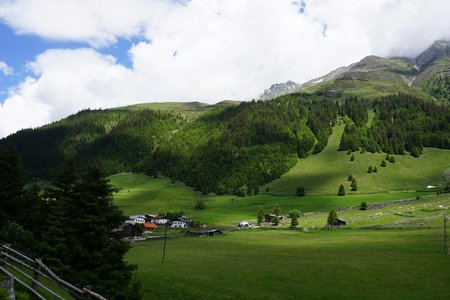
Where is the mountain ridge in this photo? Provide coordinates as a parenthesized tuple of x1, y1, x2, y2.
(259, 40, 450, 100)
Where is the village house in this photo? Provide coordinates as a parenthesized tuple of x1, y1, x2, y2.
(143, 222, 158, 232)
(145, 214, 170, 225)
(117, 223, 143, 238)
(171, 216, 189, 228)
(264, 213, 282, 223)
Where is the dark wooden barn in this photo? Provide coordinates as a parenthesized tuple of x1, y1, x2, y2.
(186, 229, 224, 237)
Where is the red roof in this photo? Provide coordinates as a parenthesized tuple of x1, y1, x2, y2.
(144, 223, 158, 230)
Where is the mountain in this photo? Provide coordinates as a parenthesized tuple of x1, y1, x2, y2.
(259, 80, 301, 100)
(0, 40, 449, 194)
(259, 40, 450, 100)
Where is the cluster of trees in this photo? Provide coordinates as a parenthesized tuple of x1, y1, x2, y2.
(0, 148, 138, 299)
(425, 75, 450, 101)
(340, 94, 450, 156)
(0, 109, 184, 179)
(144, 94, 338, 195)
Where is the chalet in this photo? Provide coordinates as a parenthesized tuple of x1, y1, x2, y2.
(125, 216, 145, 225)
(145, 214, 170, 225)
(336, 219, 346, 226)
(264, 214, 281, 223)
(117, 223, 143, 237)
(186, 229, 224, 237)
(143, 222, 158, 232)
(171, 216, 189, 228)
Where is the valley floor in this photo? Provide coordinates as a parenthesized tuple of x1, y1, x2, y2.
(127, 229, 450, 300)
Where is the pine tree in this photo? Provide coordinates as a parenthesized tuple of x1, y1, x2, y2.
(273, 203, 281, 216)
(347, 175, 353, 181)
(351, 178, 358, 191)
(380, 160, 387, 167)
(338, 184, 346, 196)
(41, 162, 136, 299)
(367, 166, 373, 173)
(350, 154, 355, 161)
(373, 167, 378, 173)
(0, 146, 24, 227)
(389, 156, 396, 163)
(257, 208, 264, 225)
(290, 215, 299, 228)
(327, 209, 338, 225)
(385, 154, 391, 161)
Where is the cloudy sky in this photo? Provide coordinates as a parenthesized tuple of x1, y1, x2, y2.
(1, 0, 450, 138)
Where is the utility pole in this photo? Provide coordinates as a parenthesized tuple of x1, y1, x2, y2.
(445, 214, 449, 256)
(162, 221, 169, 263)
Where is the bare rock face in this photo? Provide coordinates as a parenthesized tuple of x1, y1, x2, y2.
(258, 80, 300, 100)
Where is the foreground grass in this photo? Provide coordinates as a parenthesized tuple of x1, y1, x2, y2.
(127, 229, 450, 300)
(267, 125, 450, 195)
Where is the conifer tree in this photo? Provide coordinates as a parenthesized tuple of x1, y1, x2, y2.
(367, 166, 373, 173)
(273, 203, 281, 216)
(373, 167, 378, 173)
(338, 184, 346, 196)
(296, 186, 305, 196)
(380, 160, 387, 167)
(327, 209, 338, 225)
(257, 208, 264, 225)
(351, 178, 358, 191)
(347, 175, 353, 181)
(290, 215, 299, 228)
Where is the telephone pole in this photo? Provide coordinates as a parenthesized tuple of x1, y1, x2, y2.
(445, 214, 449, 256)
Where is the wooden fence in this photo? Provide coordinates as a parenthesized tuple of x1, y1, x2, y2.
(0, 244, 106, 300)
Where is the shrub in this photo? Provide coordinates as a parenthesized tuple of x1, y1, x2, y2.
(360, 201, 368, 210)
(367, 166, 373, 173)
(296, 186, 305, 196)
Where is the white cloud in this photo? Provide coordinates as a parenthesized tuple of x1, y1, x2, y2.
(1, 0, 450, 138)
(0, 61, 13, 75)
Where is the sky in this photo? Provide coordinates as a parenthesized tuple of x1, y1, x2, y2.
(1, 0, 450, 138)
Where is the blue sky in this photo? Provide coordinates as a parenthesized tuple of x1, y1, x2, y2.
(0, 22, 135, 99)
(0, 0, 450, 138)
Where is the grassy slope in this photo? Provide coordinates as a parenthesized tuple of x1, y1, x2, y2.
(110, 173, 434, 226)
(127, 229, 450, 299)
(266, 125, 450, 195)
(118, 100, 241, 119)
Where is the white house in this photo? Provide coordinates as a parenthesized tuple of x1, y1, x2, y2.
(125, 217, 145, 225)
(171, 217, 189, 228)
(146, 215, 170, 225)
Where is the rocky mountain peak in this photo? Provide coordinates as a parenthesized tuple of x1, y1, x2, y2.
(259, 80, 300, 100)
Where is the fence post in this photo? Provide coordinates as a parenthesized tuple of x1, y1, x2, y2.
(6, 276, 15, 300)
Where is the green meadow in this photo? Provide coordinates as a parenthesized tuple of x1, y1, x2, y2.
(127, 229, 450, 300)
(267, 125, 450, 195)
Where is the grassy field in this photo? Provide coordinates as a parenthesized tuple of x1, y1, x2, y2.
(127, 229, 450, 300)
(266, 125, 450, 195)
(110, 173, 437, 226)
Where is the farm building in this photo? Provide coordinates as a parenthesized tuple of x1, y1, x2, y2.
(143, 222, 158, 232)
(117, 223, 143, 237)
(239, 221, 250, 228)
(186, 229, 224, 237)
(264, 214, 282, 223)
(336, 219, 346, 226)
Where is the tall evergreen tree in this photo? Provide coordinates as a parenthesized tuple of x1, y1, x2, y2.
(327, 209, 338, 225)
(351, 178, 358, 191)
(41, 161, 136, 299)
(0, 146, 24, 227)
(338, 184, 346, 196)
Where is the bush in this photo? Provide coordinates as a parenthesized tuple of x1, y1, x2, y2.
(288, 210, 301, 218)
(290, 215, 299, 228)
(194, 199, 206, 210)
(296, 186, 305, 196)
(380, 160, 387, 167)
(367, 166, 373, 173)
(389, 156, 395, 163)
(350, 154, 355, 161)
(347, 175, 353, 181)
(360, 201, 368, 210)
(373, 167, 378, 173)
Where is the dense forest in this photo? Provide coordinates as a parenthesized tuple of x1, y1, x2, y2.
(340, 94, 450, 156)
(1, 92, 449, 195)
